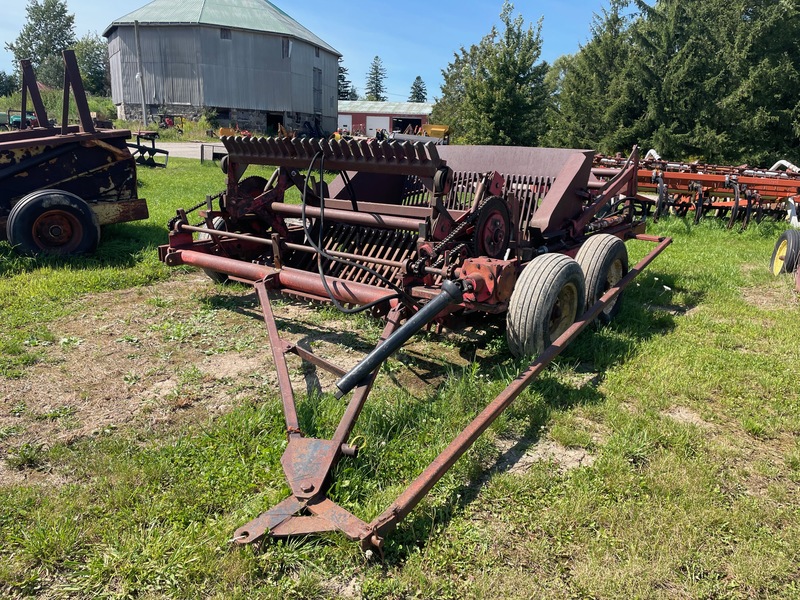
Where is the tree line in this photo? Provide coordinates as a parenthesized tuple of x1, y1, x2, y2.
(338, 56, 428, 103)
(431, 0, 800, 165)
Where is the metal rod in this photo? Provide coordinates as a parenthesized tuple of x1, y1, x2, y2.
(332, 306, 404, 447)
(176, 224, 412, 271)
(255, 280, 300, 435)
(335, 280, 464, 398)
(366, 236, 673, 542)
(134, 20, 148, 129)
(165, 250, 399, 307)
(271, 202, 424, 232)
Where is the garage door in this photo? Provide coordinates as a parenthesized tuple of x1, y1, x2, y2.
(366, 116, 390, 138)
(338, 114, 352, 132)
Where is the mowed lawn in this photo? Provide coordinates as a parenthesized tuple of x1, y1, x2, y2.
(1, 158, 798, 599)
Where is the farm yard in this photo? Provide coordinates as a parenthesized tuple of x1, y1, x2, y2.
(1, 157, 799, 599)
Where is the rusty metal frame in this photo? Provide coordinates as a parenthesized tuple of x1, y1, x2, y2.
(0, 50, 148, 237)
(218, 233, 672, 554)
(159, 138, 674, 552)
(592, 154, 800, 224)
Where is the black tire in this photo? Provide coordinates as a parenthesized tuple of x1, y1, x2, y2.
(575, 234, 629, 325)
(726, 190, 740, 229)
(7, 189, 100, 256)
(198, 217, 229, 284)
(506, 253, 585, 359)
(769, 229, 800, 275)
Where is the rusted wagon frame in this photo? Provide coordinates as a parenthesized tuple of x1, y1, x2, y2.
(0, 50, 148, 253)
(163, 234, 671, 554)
(193, 234, 666, 552)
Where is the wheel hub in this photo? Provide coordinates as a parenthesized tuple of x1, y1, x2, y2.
(32, 210, 83, 252)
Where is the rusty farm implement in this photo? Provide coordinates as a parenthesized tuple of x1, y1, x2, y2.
(592, 152, 800, 229)
(160, 137, 671, 553)
(0, 51, 148, 255)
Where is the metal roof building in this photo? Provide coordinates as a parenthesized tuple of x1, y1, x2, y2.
(104, 0, 341, 134)
(336, 101, 434, 137)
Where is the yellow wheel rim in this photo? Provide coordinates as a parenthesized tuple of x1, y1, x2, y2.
(773, 240, 788, 276)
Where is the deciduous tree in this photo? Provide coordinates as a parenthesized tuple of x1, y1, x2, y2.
(0, 71, 19, 97)
(74, 33, 110, 96)
(5, 0, 76, 85)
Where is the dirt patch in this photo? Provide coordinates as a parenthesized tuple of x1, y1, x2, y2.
(663, 406, 712, 429)
(495, 438, 597, 474)
(741, 281, 798, 310)
(0, 273, 481, 486)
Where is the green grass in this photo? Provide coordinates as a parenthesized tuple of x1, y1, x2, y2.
(2, 161, 800, 598)
(0, 158, 276, 378)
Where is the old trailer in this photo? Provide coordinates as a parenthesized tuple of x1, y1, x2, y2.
(0, 51, 148, 255)
(160, 137, 670, 553)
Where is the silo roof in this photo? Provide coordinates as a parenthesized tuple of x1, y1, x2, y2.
(104, 0, 340, 55)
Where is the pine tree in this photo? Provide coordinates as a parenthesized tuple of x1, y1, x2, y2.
(338, 58, 353, 101)
(408, 76, 427, 102)
(544, 0, 637, 153)
(365, 56, 387, 102)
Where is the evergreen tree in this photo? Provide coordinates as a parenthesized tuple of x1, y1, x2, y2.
(433, 1, 548, 146)
(726, 0, 800, 163)
(338, 58, 354, 101)
(624, 0, 740, 161)
(5, 0, 76, 84)
(365, 56, 387, 102)
(408, 76, 427, 102)
(544, 0, 637, 153)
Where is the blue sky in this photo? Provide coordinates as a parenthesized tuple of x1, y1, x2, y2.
(0, 0, 611, 100)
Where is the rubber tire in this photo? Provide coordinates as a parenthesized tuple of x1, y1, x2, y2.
(7, 189, 100, 256)
(770, 229, 800, 275)
(575, 234, 629, 325)
(198, 217, 230, 284)
(506, 253, 585, 359)
(653, 183, 668, 223)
